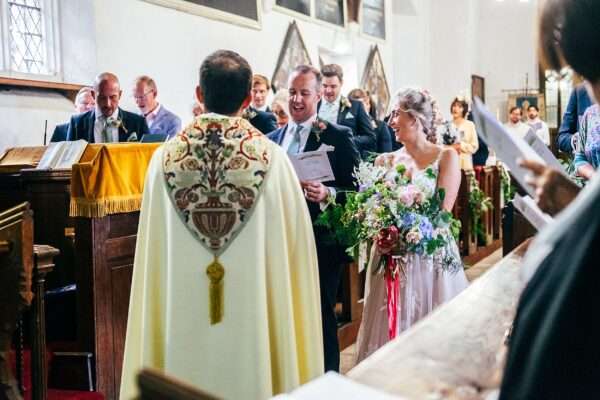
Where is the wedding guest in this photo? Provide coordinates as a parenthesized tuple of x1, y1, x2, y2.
(573, 103, 600, 180)
(450, 97, 479, 170)
(133, 75, 181, 139)
(245, 75, 277, 134)
(250, 74, 271, 112)
(526, 105, 550, 146)
(271, 90, 289, 128)
(500, 0, 600, 398)
(504, 107, 531, 139)
(319, 64, 376, 158)
(556, 83, 593, 153)
(67, 72, 149, 143)
(356, 88, 468, 362)
(51, 87, 95, 142)
(348, 88, 395, 154)
(268, 65, 360, 372)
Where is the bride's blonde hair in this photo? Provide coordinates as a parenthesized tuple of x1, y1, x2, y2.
(389, 88, 440, 144)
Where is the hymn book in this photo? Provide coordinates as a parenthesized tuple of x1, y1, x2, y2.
(37, 140, 87, 170)
(0, 146, 46, 173)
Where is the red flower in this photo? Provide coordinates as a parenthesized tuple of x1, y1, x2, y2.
(376, 226, 399, 254)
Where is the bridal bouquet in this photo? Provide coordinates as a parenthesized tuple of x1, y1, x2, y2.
(318, 161, 462, 273)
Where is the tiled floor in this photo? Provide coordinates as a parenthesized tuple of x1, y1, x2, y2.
(339, 248, 504, 374)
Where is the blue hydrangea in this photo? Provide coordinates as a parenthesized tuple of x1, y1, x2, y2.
(419, 218, 434, 239)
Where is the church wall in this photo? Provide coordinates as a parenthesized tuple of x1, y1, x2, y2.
(0, 0, 96, 154)
(474, 0, 539, 122)
(0, 0, 538, 154)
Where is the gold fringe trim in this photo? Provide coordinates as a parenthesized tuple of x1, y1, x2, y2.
(69, 196, 142, 218)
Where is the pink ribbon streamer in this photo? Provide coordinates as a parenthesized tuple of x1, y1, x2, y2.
(384, 255, 400, 340)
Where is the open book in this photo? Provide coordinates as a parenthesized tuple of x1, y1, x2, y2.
(37, 140, 88, 170)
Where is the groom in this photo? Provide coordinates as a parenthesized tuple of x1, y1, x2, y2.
(268, 65, 360, 372)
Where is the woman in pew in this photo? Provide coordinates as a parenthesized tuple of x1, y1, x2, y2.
(499, 0, 600, 398)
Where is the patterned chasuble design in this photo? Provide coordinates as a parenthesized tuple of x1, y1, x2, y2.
(163, 115, 272, 324)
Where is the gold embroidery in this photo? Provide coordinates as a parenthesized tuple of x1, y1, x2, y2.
(163, 116, 272, 324)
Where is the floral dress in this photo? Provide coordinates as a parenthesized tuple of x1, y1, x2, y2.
(355, 149, 469, 363)
(575, 104, 600, 172)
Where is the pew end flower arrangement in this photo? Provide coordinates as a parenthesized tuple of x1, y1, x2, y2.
(316, 161, 463, 276)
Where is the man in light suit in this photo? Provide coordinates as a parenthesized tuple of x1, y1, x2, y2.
(318, 64, 376, 159)
(268, 65, 360, 372)
(67, 72, 149, 143)
(133, 75, 182, 139)
(51, 86, 95, 142)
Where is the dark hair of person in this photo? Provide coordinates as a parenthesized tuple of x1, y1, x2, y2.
(199, 50, 252, 115)
(450, 97, 469, 118)
(321, 64, 344, 82)
(509, 106, 521, 114)
(348, 88, 378, 120)
(528, 105, 539, 112)
(539, 0, 600, 83)
(292, 65, 322, 89)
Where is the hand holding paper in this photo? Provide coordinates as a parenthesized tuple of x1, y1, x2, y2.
(289, 150, 335, 183)
(520, 159, 581, 216)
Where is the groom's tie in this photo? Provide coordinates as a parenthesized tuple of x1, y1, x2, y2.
(287, 124, 303, 155)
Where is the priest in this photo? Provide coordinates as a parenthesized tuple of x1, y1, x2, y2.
(119, 50, 324, 399)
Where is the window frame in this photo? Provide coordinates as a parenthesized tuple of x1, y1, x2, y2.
(0, 0, 61, 81)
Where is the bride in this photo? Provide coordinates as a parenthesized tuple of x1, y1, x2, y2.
(355, 88, 469, 362)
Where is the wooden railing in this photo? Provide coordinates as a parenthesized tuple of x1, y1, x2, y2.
(453, 166, 503, 264)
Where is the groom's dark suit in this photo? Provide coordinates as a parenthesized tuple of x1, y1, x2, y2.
(268, 120, 360, 372)
(318, 98, 376, 159)
(66, 108, 149, 143)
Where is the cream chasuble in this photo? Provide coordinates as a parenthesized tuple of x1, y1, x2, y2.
(119, 115, 324, 400)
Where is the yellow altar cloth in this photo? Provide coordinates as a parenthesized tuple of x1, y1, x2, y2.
(69, 143, 161, 218)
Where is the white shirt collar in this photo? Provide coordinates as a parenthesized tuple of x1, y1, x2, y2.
(253, 103, 268, 112)
(326, 95, 341, 107)
(288, 113, 317, 134)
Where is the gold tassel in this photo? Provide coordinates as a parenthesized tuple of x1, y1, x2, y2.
(206, 257, 225, 324)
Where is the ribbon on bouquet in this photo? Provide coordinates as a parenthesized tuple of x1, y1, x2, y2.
(384, 255, 400, 340)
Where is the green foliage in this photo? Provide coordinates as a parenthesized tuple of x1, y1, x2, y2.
(499, 165, 515, 203)
(468, 175, 493, 243)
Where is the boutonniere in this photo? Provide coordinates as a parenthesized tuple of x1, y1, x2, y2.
(340, 96, 352, 112)
(107, 117, 128, 134)
(311, 118, 327, 143)
(242, 108, 257, 121)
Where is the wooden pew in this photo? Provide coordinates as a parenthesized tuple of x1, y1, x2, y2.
(137, 369, 220, 400)
(0, 203, 58, 400)
(347, 241, 530, 399)
(0, 203, 34, 400)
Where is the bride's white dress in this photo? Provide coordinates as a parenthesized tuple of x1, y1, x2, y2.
(355, 150, 469, 363)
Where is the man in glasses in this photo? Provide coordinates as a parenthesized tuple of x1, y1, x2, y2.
(67, 72, 149, 143)
(133, 75, 182, 139)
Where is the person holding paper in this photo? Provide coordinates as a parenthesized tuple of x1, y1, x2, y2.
(355, 88, 468, 363)
(499, 0, 600, 398)
(268, 64, 360, 373)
